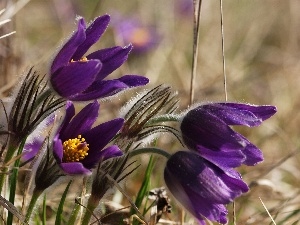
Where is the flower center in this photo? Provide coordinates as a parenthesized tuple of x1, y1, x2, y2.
(130, 28, 151, 46)
(70, 57, 88, 63)
(62, 135, 89, 162)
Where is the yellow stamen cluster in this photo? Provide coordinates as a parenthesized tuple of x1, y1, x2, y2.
(62, 135, 89, 162)
(70, 57, 88, 63)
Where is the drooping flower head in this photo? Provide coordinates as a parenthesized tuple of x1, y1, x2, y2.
(164, 151, 249, 225)
(53, 101, 124, 175)
(180, 103, 277, 169)
(164, 102, 276, 223)
(50, 15, 149, 101)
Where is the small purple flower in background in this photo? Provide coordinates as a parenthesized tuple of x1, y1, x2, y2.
(175, 0, 193, 18)
(50, 15, 149, 101)
(53, 101, 124, 175)
(180, 103, 277, 168)
(164, 151, 249, 225)
(112, 16, 160, 53)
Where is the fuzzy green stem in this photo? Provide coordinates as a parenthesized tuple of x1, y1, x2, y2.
(129, 147, 171, 159)
(7, 137, 27, 225)
(81, 196, 99, 225)
(0, 137, 21, 193)
(25, 189, 43, 223)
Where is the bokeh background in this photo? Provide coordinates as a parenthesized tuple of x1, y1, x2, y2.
(1, 0, 300, 224)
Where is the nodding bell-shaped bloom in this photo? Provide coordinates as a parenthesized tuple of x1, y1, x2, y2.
(164, 151, 249, 225)
(53, 101, 124, 175)
(180, 103, 277, 168)
(50, 15, 149, 101)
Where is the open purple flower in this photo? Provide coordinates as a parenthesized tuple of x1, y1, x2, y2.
(180, 103, 277, 168)
(53, 101, 124, 175)
(50, 15, 149, 101)
(164, 151, 249, 225)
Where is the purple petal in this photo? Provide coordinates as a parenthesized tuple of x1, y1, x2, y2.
(164, 151, 248, 224)
(83, 118, 124, 151)
(53, 137, 63, 162)
(217, 103, 277, 122)
(118, 75, 149, 87)
(69, 76, 148, 101)
(88, 45, 132, 80)
(58, 101, 75, 135)
(73, 15, 110, 60)
(51, 59, 102, 98)
(186, 189, 228, 224)
(219, 168, 249, 193)
(195, 145, 245, 170)
(61, 101, 100, 141)
(45, 114, 56, 126)
(69, 79, 126, 101)
(60, 162, 92, 175)
(22, 139, 44, 162)
(237, 134, 264, 165)
(181, 108, 245, 151)
(81, 145, 123, 168)
(51, 18, 86, 74)
(201, 103, 264, 127)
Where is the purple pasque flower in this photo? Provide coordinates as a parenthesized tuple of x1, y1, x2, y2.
(50, 15, 149, 101)
(180, 103, 277, 168)
(53, 101, 124, 175)
(112, 16, 160, 53)
(175, 0, 193, 18)
(164, 151, 249, 225)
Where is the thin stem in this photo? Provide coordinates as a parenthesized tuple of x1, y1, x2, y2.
(233, 201, 236, 225)
(42, 194, 47, 225)
(220, 0, 228, 101)
(80, 196, 99, 225)
(67, 177, 87, 225)
(25, 189, 42, 223)
(190, 0, 202, 105)
(129, 147, 171, 159)
(100, 170, 147, 224)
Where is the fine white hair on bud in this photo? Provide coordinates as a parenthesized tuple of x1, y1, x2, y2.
(116, 85, 182, 151)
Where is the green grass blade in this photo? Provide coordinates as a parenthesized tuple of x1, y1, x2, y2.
(42, 194, 47, 225)
(7, 136, 28, 225)
(131, 155, 155, 215)
(55, 180, 72, 225)
(278, 209, 300, 225)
